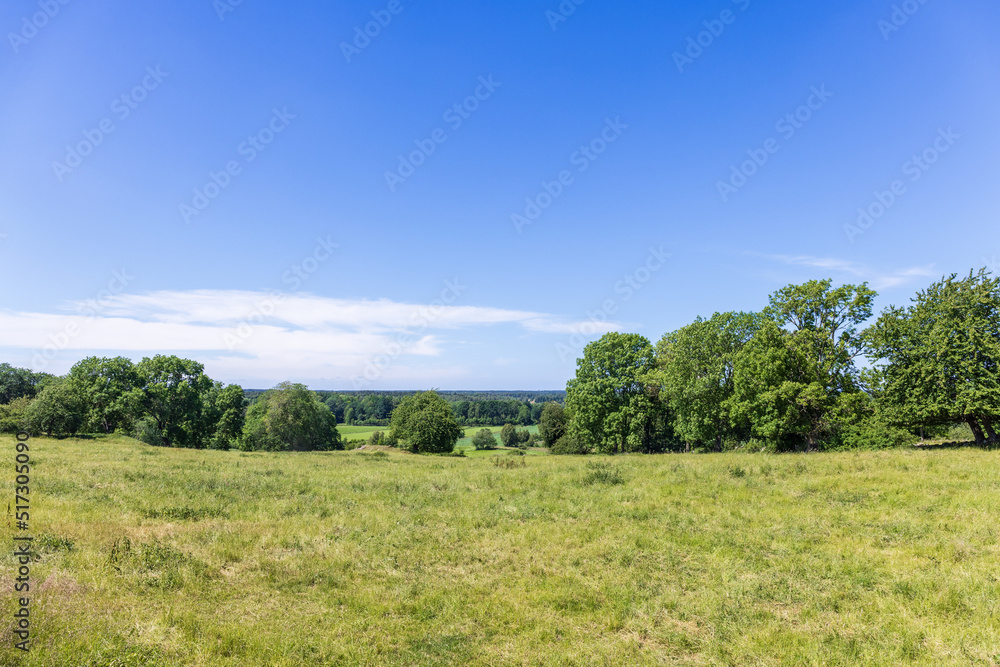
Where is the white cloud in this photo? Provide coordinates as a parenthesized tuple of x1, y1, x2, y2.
(759, 254, 937, 290)
(3, 290, 620, 386)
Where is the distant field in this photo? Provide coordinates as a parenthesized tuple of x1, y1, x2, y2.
(455, 425, 545, 456)
(338, 424, 542, 455)
(3, 436, 999, 665)
(336, 425, 389, 443)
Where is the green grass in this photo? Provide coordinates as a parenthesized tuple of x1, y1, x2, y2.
(3, 435, 1000, 665)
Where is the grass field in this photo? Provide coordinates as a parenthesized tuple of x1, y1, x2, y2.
(2, 436, 1000, 665)
(335, 425, 389, 444)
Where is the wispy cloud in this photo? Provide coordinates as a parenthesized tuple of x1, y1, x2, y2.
(756, 254, 937, 290)
(2, 290, 620, 385)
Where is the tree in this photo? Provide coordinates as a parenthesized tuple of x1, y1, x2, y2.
(389, 391, 463, 453)
(538, 402, 567, 447)
(656, 312, 760, 451)
(0, 397, 32, 434)
(500, 423, 518, 448)
(516, 404, 532, 425)
(68, 356, 142, 433)
(471, 428, 498, 450)
(0, 364, 40, 404)
(866, 269, 1000, 444)
(240, 382, 342, 451)
(565, 333, 662, 454)
(24, 380, 86, 437)
(205, 383, 247, 450)
(728, 280, 875, 450)
(134, 355, 215, 448)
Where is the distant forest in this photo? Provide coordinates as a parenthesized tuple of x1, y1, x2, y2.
(243, 390, 566, 427)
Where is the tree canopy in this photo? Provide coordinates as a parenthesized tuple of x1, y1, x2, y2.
(566, 333, 665, 454)
(389, 391, 463, 454)
(240, 382, 341, 452)
(866, 269, 1000, 444)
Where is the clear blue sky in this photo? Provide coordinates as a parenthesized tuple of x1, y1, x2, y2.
(1, 0, 998, 389)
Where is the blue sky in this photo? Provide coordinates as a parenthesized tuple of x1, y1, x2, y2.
(1, 0, 998, 389)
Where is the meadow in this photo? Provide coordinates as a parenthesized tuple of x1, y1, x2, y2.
(2, 435, 999, 666)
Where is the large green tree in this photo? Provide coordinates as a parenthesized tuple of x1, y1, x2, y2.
(566, 333, 665, 454)
(728, 280, 876, 450)
(240, 382, 341, 451)
(67, 356, 142, 433)
(0, 364, 41, 404)
(389, 391, 463, 453)
(656, 312, 761, 451)
(866, 269, 1000, 444)
(204, 383, 248, 450)
(134, 355, 216, 448)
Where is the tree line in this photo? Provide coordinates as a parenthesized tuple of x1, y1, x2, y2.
(553, 269, 1000, 454)
(0, 359, 553, 450)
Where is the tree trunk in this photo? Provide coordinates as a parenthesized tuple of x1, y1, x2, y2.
(714, 434, 722, 453)
(966, 416, 986, 445)
(982, 417, 999, 445)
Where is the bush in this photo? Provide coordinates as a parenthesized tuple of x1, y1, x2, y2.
(389, 391, 462, 454)
(25, 382, 86, 437)
(240, 382, 342, 452)
(839, 420, 915, 450)
(471, 428, 498, 450)
(500, 423, 518, 448)
(550, 433, 589, 455)
(581, 461, 625, 485)
(133, 417, 167, 447)
(0, 397, 32, 434)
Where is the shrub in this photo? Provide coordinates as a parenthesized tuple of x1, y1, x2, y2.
(500, 423, 518, 448)
(581, 461, 624, 485)
(550, 433, 589, 455)
(389, 391, 462, 454)
(0, 397, 32, 434)
(24, 381, 86, 437)
(472, 428, 498, 450)
(133, 417, 167, 447)
(240, 382, 342, 452)
(492, 455, 526, 469)
(839, 420, 915, 450)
